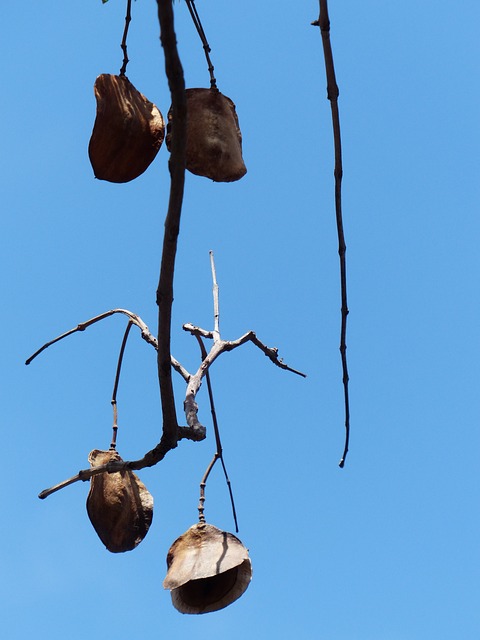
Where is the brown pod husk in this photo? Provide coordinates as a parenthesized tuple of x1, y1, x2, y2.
(88, 74, 165, 183)
(86, 449, 154, 553)
(163, 522, 252, 614)
(166, 88, 247, 182)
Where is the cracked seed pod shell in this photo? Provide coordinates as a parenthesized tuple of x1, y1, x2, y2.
(88, 74, 165, 183)
(166, 88, 247, 182)
(163, 523, 252, 614)
(86, 449, 154, 553)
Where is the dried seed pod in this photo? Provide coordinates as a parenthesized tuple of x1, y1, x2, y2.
(167, 88, 247, 182)
(163, 522, 252, 614)
(88, 74, 165, 183)
(86, 449, 153, 553)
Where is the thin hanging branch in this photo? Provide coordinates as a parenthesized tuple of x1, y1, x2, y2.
(313, 1, 351, 467)
(185, 0, 217, 88)
(119, 0, 132, 76)
(110, 321, 133, 450)
(196, 253, 238, 531)
(196, 342, 239, 532)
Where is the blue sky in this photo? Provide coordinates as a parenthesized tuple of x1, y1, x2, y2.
(2, 1, 480, 638)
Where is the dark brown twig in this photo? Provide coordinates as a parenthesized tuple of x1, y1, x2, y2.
(313, 1, 351, 467)
(119, 0, 132, 76)
(185, 0, 217, 88)
(110, 321, 133, 450)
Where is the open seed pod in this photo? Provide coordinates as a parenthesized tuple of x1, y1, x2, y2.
(167, 88, 247, 182)
(163, 522, 252, 614)
(86, 449, 153, 553)
(88, 74, 165, 183)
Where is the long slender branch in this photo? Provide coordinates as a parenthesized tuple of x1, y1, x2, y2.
(314, 1, 351, 467)
(110, 321, 133, 450)
(25, 309, 157, 365)
(155, 0, 187, 454)
(196, 336, 239, 532)
(185, 0, 217, 88)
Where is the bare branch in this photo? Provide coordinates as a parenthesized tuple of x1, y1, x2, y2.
(314, 1, 351, 467)
(25, 308, 157, 366)
(185, 0, 217, 88)
(110, 321, 134, 450)
(183, 324, 306, 378)
(119, 0, 132, 76)
(155, 0, 187, 455)
(196, 335, 238, 532)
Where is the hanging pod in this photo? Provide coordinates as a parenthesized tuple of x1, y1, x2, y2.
(167, 88, 247, 182)
(163, 522, 252, 614)
(86, 449, 154, 553)
(88, 74, 165, 183)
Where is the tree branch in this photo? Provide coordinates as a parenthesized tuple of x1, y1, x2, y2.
(155, 0, 187, 455)
(313, 1, 351, 467)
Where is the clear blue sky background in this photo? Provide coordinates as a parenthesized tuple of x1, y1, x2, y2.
(2, 1, 479, 638)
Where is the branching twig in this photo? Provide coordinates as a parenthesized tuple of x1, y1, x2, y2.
(185, 0, 217, 88)
(183, 324, 306, 378)
(195, 260, 238, 530)
(313, 1, 351, 467)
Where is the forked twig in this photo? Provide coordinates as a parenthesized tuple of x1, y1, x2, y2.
(196, 256, 238, 531)
(185, 0, 217, 88)
(313, 1, 351, 467)
(33, 258, 305, 499)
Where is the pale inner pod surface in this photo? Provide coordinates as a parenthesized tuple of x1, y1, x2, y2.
(164, 522, 252, 614)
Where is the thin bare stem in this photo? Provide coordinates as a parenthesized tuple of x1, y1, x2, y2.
(196, 334, 238, 531)
(198, 453, 219, 523)
(25, 309, 157, 366)
(110, 321, 133, 450)
(313, 1, 351, 467)
(185, 0, 217, 88)
(119, 0, 132, 76)
(210, 250, 220, 338)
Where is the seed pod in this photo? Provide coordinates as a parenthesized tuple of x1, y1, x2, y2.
(86, 449, 154, 553)
(163, 522, 252, 614)
(88, 74, 165, 183)
(167, 88, 247, 182)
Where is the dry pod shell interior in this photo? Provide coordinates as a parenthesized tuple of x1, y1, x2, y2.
(167, 88, 247, 182)
(163, 522, 252, 614)
(88, 74, 165, 183)
(86, 449, 154, 553)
